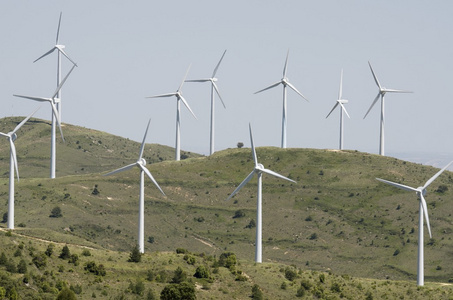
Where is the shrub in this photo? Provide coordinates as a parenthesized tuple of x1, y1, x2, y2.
(245, 219, 256, 229)
(171, 267, 187, 284)
(128, 278, 145, 296)
(309, 233, 318, 240)
(50, 206, 63, 218)
(176, 248, 188, 254)
(45, 244, 55, 257)
(1, 212, 7, 223)
(251, 284, 263, 300)
(161, 282, 195, 300)
(219, 252, 237, 269)
(82, 249, 91, 257)
(84, 261, 107, 276)
(194, 265, 210, 279)
(296, 286, 305, 297)
(32, 252, 47, 269)
(237, 142, 244, 148)
(17, 259, 27, 274)
(284, 267, 297, 281)
(128, 245, 142, 263)
(148, 236, 155, 244)
(233, 210, 246, 219)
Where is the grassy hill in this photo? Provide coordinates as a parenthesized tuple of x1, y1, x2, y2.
(0, 116, 453, 298)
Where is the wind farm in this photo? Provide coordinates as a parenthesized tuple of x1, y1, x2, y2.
(2, 2, 453, 299)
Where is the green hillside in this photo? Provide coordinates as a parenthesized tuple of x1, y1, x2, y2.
(0, 116, 453, 299)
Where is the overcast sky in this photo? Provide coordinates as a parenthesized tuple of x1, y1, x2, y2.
(1, 1, 452, 167)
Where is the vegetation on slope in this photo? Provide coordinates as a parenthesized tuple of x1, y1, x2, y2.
(0, 117, 453, 298)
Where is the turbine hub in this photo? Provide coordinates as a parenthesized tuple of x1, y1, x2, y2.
(212, 78, 218, 82)
(11, 133, 17, 142)
(256, 163, 264, 170)
(139, 158, 146, 166)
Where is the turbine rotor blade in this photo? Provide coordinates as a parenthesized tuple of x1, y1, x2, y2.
(283, 49, 289, 77)
(249, 124, 258, 167)
(33, 47, 56, 63)
(13, 95, 51, 103)
(363, 93, 380, 119)
(52, 64, 76, 99)
(376, 178, 418, 193)
(423, 160, 453, 189)
(339, 103, 351, 119)
(420, 194, 432, 238)
(146, 93, 177, 98)
(138, 119, 151, 160)
(56, 46, 78, 66)
(179, 95, 197, 120)
(261, 168, 296, 183)
(212, 49, 227, 78)
(49, 101, 65, 142)
(9, 139, 19, 181)
(56, 12, 62, 44)
(185, 79, 210, 83)
(326, 102, 339, 119)
(140, 164, 166, 196)
(383, 88, 412, 93)
(178, 64, 191, 92)
(226, 170, 255, 200)
(286, 82, 309, 102)
(368, 61, 382, 89)
(338, 69, 343, 100)
(254, 81, 281, 94)
(212, 82, 226, 109)
(104, 163, 136, 176)
(12, 107, 40, 134)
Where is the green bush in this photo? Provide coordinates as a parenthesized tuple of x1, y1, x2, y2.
(194, 265, 210, 279)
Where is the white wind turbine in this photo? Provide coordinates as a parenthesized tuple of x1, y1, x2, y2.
(185, 50, 227, 155)
(146, 65, 197, 161)
(326, 69, 350, 150)
(104, 119, 165, 254)
(254, 50, 308, 148)
(363, 61, 412, 156)
(14, 65, 76, 147)
(0, 107, 40, 229)
(33, 12, 77, 178)
(227, 124, 296, 263)
(376, 160, 453, 286)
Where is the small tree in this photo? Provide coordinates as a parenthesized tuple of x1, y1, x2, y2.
(252, 284, 264, 300)
(56, 287, 77, 300)
(194, 265, 210, 279)
(45, 244, 55, 257)
(92, 184, 100, 195)
(50, 206, 62, 218)
(17, 259, 27, 274)
(59, 245, 71, 259)
(171, 266, 187, 284)
(128, 245, 142, 263)
(237, 142, 244, 148)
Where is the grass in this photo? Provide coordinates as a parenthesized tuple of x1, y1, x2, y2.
(0, 116, 453, 298)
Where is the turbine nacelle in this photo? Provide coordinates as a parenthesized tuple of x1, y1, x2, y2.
(255, 163, 265, 172)
(138, 158, 147, 166)
(338, 99, 348, 104)
(10, 133, 17, 142)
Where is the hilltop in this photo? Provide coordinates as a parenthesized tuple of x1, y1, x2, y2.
(0, 117, 453, 298)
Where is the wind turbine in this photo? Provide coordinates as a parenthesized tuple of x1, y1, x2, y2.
(33, 12, 77, 178)
(376, 160, 453, 286)
(185, 50, 227, 155)
(146, 65, 197, 161)
(14, 64, 76, 143)
(104, 119, 165, 253)
(254, 50, 308, 148)
(227, 124, 296, 263)
(326, 69, 350, 150)
(363, 61, 412, 156)
(0, 107, 40, 229)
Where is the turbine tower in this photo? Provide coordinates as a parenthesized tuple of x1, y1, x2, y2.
(254, 50, 308, 148)
(104, 119, 165, 253)
(146, 65, 197, 161)
(326, 69, 350, 150)
(227, 124, 296, 263)
(0, 107, 40, 229)
(376, 161, 453, 286)
(363, 61, 412, 156)
(185, 50, 227, 155)
(14, 64, 77, 145)
(33, 12, 77, 178)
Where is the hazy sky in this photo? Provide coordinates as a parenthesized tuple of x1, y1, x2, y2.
(1, 1, 452, 166)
